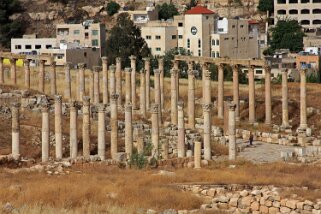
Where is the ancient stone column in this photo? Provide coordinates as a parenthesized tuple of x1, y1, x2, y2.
(64, 62, 72, 100)
(125, 103, 133, 159)
(194, 141, 201, 169)
(177, 102, 185, 158)
(11, 103, 20, 160)
(41, 104, 50, 162)
(110, 93, 119, 159)
(173, 60, 179, 100)
(203, 103, 212, 160)
(282, 69, 289, 128)
(69, 101, 78, 160)
(0, 57, 4, 84)
(161, 139, 169, 159)
(93, 66, 101, 104)
(116, 57, 122, 106)
(299, 69, 307, 130)
(232, 65, 240, 121)
(204, 69, 211, 104)
(130, 56, 137, 109)
(137, 127, 144, 154)
(125, 68, 132, 104)
(39, 60, 45, 93)
(54, 95, 63, 160)
(89, 70, 94, 102)
(144, 58, 151, 109)
(10, 59, 17, 85)
(171, 69, 178, 125)
(188, 62, 195, 129)
(248, 65, 255, 124)
(109, 65, 116, 95)
(158, 58, 164, 111)
(102, 57, 109, 105)
(24, 59, 30, 89)
(50, 62, 57, 95)
(78, 63, 85, 102)
(228, 102, 236, 161)
(264, 65, 272, 125)
(202, 62, 209, 102)
(97, 104, 106, 161)
(217, 64, 224, 119)
(82, 96, 91, 159)
(151, 103, 159, 158)
(154, 69, 162, 124)
(140, 69, 146, 117)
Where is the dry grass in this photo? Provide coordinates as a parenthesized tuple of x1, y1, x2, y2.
(0, 162, 321, 213)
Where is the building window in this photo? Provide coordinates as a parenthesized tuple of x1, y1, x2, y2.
(289, 0, 298, 3)
(277, 0, 286, 3)
(178, 35, 183, 39)
(218, 28, 224, 32)
(178, 22, 183, 27)
(57, 55, 64, 59)
(156, 47, 161, 51)
(212, 40, 215, 46)
(216, 40, 220, 45)
(256, 69, 263, 75)
(232, 25, 235, 28)
(25, 45, 32, 49)
(198, 50, 201, 56)
(198, 39, 201, 48)
(301, 20, 310, 25)
(74, 30, 80, 35)
(240, 25, 244, 28)
(15, 45, 21, 49)
(146, 35, 151, 39)
(224, 38, 229, 40)
(212, 51, 215, 58)
(313, 0, 321, 2)
(172, 35, 177, 39)
(301, 0, 309, 3)
(92, 39, 99, 46)
(313, 19, 321, 24)
(155, 35, 161, 39)
(216, 52, 220, 58)
(92, 30, 99, 36)
(313, 9, 321, 14)
(46, 45, 52, 49)
(301, 9, 310, 14)
(85, 32, 89, 39)
(289, 9, 298, 14)
(206, 16, 209, 20)
(35, 45, 41, 49)
(187, 39, 190, 48)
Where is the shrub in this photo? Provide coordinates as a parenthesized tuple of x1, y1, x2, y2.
(106, 1, 121, 16)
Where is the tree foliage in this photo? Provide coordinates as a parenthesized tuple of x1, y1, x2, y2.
(48, 0, 69, 3)
(157, 3, 179, 20)
(106, 13, 150, 67)
(0, 0, 26, 48)
(268, 19, 305, 53)
(185, 0, 198, 10)
(160, 48, 190, 77)
(106, 1, 121, 16)
(257, 0, 274, 13)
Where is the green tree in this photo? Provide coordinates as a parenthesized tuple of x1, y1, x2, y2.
(0, 0, 27, 48)
(157, 3, 179, 20)
(106, 1, 121, 16)
(257, 0, 274, 13)
(106, 13, 150, 67)
(185, 0, 198, 10)
(161, 48, 190, 77)
(269, 18, 305, 53)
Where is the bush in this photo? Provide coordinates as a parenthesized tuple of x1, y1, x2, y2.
(106, 1, 121, 16)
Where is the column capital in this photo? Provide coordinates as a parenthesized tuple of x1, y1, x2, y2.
(202, 103, 212, 112)
(177, 101, 184, 110)
(65, 62, 72, 69)
(201, 62, 209, 68)
(140, 69, 145, 74)
(217, 63, 224, 70)
(281, 68, 288, 73)
(228, 102, 237, 111)
(54, 95, 62, 103)
(50, 61, 56, 67)
(124, 67, 132, 73)
(300, 69, 307, 75)
(78, 63, 86, 69)
(83, 96, 91, 106)
(109, 64, 116, 73)
(97, 103, 106, 112)
(158, 57, 164, 64)
(232, 64, 239, 70)
(143, 57, 150, 62)
(154, 69, 161, 74)
(101, 56, 108, 63)
(11, 102, 21, 109)
(110, 93, 119, 102)
(150, 103, 159, 114)
(129, 55, 136, 61)
(116, 57, 121, 63)
(204, 71, 211, 80)
(9, 58, 16, 64)
(93, 66, 101, 72)
(249, 65, 256, 70)
(188, 69, 195, 76)
(69, 100, 80, 109)
(23, 59, 30, 64)
(39, 59, 46, 64)
(124, 103, 133, 112)
(170, 69, 178, 76)
(41, 104, 50, 112)
(263, 65, 271, 73)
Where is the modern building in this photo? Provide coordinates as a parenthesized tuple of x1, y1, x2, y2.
(274, 0, 321, 29)
(141, 6, 260, 59)
(296, 51, 320, 71)
(56, 20, 106, 56)
(119, 5, 159, 25)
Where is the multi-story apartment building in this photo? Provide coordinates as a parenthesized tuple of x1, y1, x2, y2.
(274, 0, 321, 29)
(56, 20, 106, 56)
(141, 6, 260, 59)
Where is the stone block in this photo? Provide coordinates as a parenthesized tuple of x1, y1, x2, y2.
(251, 201, 260, 211)
(280, 206, 291, 213)
(269, 207, 280, 214)
(286, 200, 298, 209)
(229, 197, 238, 207)
(259, 205, 269, 213)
